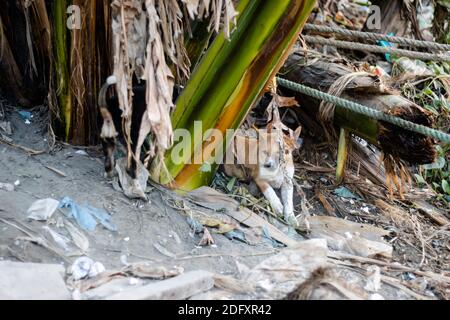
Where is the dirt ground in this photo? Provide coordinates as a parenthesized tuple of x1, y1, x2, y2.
(0, 108, 274, 275)
(1, 104, 449, 300)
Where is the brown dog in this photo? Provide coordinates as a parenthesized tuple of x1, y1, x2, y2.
(224, 127, 301, 224)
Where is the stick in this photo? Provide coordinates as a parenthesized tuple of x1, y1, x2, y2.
(44, 165, 67, 177)
(329, 251, 450, 284)
(0, 218, 69, 263)
(380, 275, 433, 300)
(0, 137, 45, 155)
(176, 250, 277, 261)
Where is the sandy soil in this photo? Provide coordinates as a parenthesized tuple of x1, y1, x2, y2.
(1, 105, 448, 300)
(0, 108, 274, 275)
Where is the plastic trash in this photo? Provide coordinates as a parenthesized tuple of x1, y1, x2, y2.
(261, 226, 285, 248)
(186, 216, 204, 234)
(396, 57, 433, 77)
(59, 197, 117, 232)
(364, 266, 382, 293)
(27, 198, 60, 221)
(115, 158, 148, 200)
(17, 111, 32, 122)
(0, 182, 14, 192)
(43, 226, 71, 252)
(377, 32, 395, 62)
(334, 186, 363, 200)
(64, 220, 90, 253)
(75, 150, 89, 156)
(70, 257, 105, 280)
(224, 229, 248, 243)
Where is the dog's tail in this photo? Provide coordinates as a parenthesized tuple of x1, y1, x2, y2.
(99, 75, 118, 139)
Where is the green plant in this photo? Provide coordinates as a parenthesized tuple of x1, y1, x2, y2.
(416, 144, 450, 201)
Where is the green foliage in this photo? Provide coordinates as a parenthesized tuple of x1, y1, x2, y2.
(416, 144, 450, 200)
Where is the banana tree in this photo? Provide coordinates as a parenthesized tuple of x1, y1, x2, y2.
(150, 0, 316, 191)
(0, 0, 111, 145)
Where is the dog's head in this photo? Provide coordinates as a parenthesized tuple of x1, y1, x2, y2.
(258, 131, 282, 174)
(233, 127, 302, 179)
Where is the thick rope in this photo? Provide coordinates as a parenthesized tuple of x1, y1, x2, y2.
(303, 36, 450, 62)
(303, 24, 450, 52)
(319, 71, 372, 123)
(276, 77, 450, 144)
(319, 71, 373, 142)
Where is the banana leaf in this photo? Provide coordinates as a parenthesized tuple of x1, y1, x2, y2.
(150, 0, 316, 191)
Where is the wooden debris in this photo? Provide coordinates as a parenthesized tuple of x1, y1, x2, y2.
(243, 239, 329, 299)
(188, 187, 299, 247)
(153, 243, 177, 259)
(412, 200, 450, 228)
(285, 267, 367, 300)
(106, 270, 215, 300)
(329, 251, 450, 285)
(70, 264, 184, 295)
(123, 263, 184, 280)
(299, 215, 393, 259)
(198, 227, 215, 247)
(44, 165, 67, 177)
(315, 187, 336, 215)
(281, 55, 437, 165)
(0, 137, 45, 155)
(380, 275, 433, 300)
(213, 274, 255, 294)
(0, 218, 69, 263)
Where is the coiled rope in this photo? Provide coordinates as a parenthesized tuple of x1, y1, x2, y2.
(303, 24, 450, 52)
(276, 77, 450, 144)
(302, 36, 450, 62)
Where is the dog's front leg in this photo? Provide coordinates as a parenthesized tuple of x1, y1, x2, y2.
(255, 179, 283, 216)
(281, 178, 297, 226)
(101, 137, 116, 178)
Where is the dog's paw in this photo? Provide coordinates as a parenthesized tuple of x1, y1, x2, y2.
(284, 209, 299, 227)
(272, 200, 284, 216)
(104, 171, 115, 179)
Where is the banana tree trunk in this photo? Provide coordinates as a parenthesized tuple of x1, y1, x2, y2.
(150, 0, 316, 191)
(52, 0, 112, 144)
(53, 0, 72, 140)
(1, 0, 111, 145)
(281, 56, 437, 165)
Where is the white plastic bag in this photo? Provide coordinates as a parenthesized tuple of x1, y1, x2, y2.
(27, 198, 60, 221)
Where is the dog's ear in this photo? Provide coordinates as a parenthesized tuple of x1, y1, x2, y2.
(294, 126, 302, 145)
(283, 126, 303, 151)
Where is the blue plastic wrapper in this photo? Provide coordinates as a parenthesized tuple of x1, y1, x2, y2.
(334, 186, 363, 201)
(224, 229, 247, 243)
(262, 226, 285, 248)
(186, 216, 204, 234)
(377, 32, 395, 62)
(17, 111, 32, 121)
(59, 197, 117, 232)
